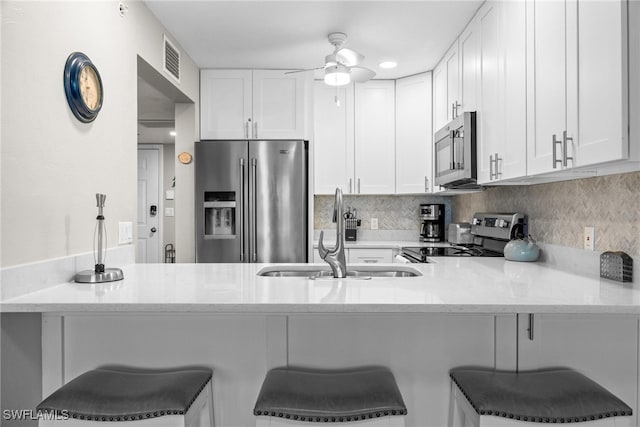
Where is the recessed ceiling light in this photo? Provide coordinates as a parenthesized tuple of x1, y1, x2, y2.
(379, 61, 397, 69)
(169, 130, 176, 137)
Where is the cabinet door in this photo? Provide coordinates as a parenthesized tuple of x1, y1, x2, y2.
(433, 61, 448, 131)
(476, 2, 503, 184)
(354, 81, 396, 194)
(313, 82, 355, 195)
(571, 0, 627, 167)
(526, 0, 568, 175)
(518, 314, 638, 425)
(459, 17, 480, 114)
(200, 70, 252, 139)
(444, 44, 460, 123)
(500, 0, 527, 180)
(252, 70, 306, 139)
(395, 73, 433, 194)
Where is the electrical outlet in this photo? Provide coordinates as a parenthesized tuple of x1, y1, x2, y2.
(118, 222, 133, 245)
(584, 226, 595, 251)
(371, 218, 379, 230)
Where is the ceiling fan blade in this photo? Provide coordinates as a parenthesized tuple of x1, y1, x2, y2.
(336, 48, 364, 67)
(285, 67, 324, 74)
(350, 67, 376, 82)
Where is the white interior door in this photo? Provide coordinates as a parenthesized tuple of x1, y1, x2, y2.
(137, 147, 161, 263)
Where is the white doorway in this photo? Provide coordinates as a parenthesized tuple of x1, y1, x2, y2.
(137, 145, 163, 263)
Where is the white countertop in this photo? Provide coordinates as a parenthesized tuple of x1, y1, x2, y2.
(3, 258, 640, 314)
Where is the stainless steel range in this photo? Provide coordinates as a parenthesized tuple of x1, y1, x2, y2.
(401, 213, 527, 262)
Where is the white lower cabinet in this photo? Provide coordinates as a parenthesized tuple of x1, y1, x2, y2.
(348, 248, 393, 264)
(518, 314, 638, 425)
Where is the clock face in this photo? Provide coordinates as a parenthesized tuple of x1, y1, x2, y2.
(80, 65, 101, 111)
(63, 52, 103, 122)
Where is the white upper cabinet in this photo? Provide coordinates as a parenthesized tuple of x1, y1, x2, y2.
(252, 70, 306, 140)
(444, 45, 460, 123)
(355, 81, 396, 194)
(433, 63, 448, 131)
(313, 82, 355, 195)
(571, 0, 627, 167)
(527, 0, 628, 176)
(477, 0, 527, 184)
(459, 18, 480, 114)
(200, 70, 252, 140)
(395, 72, 433, 194)
(200, 69, 306, 140)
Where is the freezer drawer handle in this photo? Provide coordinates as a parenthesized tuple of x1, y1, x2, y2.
(251, 158, 258, 262)
(239, 158, 245, 262)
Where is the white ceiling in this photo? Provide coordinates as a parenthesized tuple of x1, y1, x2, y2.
(143, 0, 484, 80)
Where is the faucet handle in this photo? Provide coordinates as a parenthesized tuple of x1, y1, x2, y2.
(318, 230, 331, 259)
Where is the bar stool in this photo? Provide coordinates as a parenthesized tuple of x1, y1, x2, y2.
(36, 366, 214, 426)
(449, 367, 632, 427)
(254, 366, 407, 426)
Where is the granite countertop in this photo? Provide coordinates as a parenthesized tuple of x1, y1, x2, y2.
(2, 258, 640, 314)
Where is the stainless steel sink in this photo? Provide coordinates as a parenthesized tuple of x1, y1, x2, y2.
(257, 265, 422, 278)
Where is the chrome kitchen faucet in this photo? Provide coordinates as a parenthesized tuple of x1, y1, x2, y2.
(318, 187, 347, 278)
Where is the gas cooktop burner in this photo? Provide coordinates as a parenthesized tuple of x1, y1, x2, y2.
(400, 245, 503, 263)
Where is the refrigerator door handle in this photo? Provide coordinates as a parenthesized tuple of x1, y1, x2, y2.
(239, 158, 245, 262)
(251, 157, 258, 262)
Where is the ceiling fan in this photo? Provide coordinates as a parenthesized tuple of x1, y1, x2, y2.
(287, 32, 376, 86)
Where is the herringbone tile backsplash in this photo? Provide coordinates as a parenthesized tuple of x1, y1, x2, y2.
(453, 171, 640, 255)
(314, 195, 452, 232)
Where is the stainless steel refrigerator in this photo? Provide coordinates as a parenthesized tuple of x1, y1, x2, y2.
(195, 140, 308, 263)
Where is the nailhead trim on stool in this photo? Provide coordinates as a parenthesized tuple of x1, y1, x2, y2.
(254, 366, 407, 422)
(37, 366, 212, 421)
(450, 367, 632, 423)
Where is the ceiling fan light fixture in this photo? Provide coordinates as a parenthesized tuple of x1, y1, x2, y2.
(324, 64, 351, 86)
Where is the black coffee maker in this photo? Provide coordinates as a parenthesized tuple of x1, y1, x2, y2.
(419, 204, 445, 242)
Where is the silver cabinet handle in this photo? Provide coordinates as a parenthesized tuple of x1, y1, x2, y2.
(244, 122, 249, 139)
(451, 103, 456, 119)
(253, 121, 258, 139)
(562, 130, 573, 167)
(495, 152, 502, 179)
(489, 154, 495, 180)
(424, 176, 429, 192)
(349, 178, 353, 194)
(357, 178, 361, 194)
(239, 158, 245, 262)
(251, 158, 258, 262)
(552, 134, 562, 169)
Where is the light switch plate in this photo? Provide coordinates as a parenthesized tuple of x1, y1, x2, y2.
(165, 190, 175, 200)
(118, 222, 133, 244)
(165, 207, 175, 217)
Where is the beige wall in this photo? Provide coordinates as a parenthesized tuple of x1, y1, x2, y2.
(453, 171, 640, 255)
(1, 1, 199, 267)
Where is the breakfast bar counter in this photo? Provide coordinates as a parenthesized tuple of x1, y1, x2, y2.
(3, 258, 640, 427)
(2, 258, 640, 313)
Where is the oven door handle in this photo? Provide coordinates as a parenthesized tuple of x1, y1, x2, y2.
(449, 130, 456, 170)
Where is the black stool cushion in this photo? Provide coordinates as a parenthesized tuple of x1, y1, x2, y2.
(450, 367, 632, 423)
(253, 366, 407, 422)
(37, 366, 212, 421)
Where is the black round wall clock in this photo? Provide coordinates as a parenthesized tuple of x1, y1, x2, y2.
(63, 52, 103, 123)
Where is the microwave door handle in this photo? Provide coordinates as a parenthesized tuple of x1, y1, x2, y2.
(449, 130, 456, 170)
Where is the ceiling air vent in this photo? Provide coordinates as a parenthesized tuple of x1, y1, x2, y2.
(163, 35, 180, 82)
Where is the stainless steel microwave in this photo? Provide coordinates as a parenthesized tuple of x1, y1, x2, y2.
(434, 111, 477, 189)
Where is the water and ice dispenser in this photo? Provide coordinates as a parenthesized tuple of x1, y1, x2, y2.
(203, 192, 236, 239)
